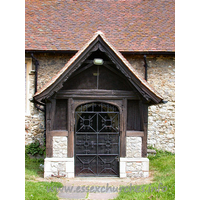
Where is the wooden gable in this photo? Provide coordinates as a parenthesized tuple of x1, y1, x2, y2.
(33, 31, 163, 104)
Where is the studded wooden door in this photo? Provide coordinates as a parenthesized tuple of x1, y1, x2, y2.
(75, 102, 120, 177)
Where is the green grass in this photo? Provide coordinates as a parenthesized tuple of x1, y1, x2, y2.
(25, 153, 63, 200)
(25, 149, 175, 200)
(25, 153, 44, 180)
(25, 181, 63, 200)
(115, 149, 175, 200)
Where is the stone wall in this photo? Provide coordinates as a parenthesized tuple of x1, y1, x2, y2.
(53, 136, 68, 158)
(124, 137, 149, 178)
(147, 56, 175, 153)
(126, 137, 142, 158)
(25, 66, 45, 145)
(120, 158, 149, 178)
(25, 111, 45, 145)
(126, 158, 149, 178)
(124, 55, 175, 153)
(25, 53, 72, 145)
(25, 53, 175, 153)
(36, 53, 72, 91)
(44, 157, 74, 178)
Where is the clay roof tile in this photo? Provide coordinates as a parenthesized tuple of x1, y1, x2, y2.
(25, 0, 174, 52)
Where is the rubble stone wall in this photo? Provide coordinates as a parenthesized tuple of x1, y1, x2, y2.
(25, 54, 175, 153)
(124, 54, 175, 153)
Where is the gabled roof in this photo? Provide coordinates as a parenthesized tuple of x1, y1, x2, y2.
(25, 0, 175, 52)
(34, 31, 163, 104)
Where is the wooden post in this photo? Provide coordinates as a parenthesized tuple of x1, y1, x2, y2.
(45, 101, 53, 157)
(67, 98, 74, 157)
(142, 103, 148, 157)
(120, 98, 127, 157)
(50, 98, 56, 130)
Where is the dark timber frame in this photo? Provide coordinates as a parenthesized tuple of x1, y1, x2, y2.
(34, 32, 163, 161)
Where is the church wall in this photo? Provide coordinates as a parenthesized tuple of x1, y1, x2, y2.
(25, 53, 175, 153)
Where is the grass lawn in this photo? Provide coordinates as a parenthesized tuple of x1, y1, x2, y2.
(25, 153, 63, 200)
(25, 149, 174, 200)
(115, 149, 175, 200)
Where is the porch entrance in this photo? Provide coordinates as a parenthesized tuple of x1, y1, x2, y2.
(74, 102, 120, 177)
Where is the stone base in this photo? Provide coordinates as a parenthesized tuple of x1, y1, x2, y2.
(44, 157, 149, 179)
(120, 157, 149, 178)
(44, 157, 74, 178)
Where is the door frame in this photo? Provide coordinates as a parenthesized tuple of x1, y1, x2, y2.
(67, 98, 127, 159)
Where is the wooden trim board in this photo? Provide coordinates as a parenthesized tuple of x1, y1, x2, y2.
(126, 131, 144, 137)
(50, 130, 68, 136)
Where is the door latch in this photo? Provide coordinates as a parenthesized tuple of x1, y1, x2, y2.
(115, 156, 119, 162)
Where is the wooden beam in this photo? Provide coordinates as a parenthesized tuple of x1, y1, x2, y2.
(103, 64, 136, 90)
(70, 63, 93, 79)
(126, 131, 144, 137)
(67, 98, 74, 158)
(120, 98, 127, 157)
(46, 102, 53, 157)
(104, 64, 127, 80)
(57, 89, 135, 95)
(50, 130, 68, 136)
(141, 103, 148, 157)
(56, 89, 139, 99)
(50, 98, 56, 130)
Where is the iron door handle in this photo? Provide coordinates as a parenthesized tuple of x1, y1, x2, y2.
(115, 156, 119, 162)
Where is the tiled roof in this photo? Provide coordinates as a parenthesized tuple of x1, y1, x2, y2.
(25, 0, 175, 52)
(34, 31, 163, 103)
